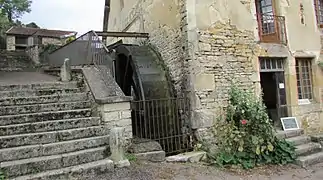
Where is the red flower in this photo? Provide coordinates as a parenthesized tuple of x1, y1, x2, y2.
(241, 119, 247, 125)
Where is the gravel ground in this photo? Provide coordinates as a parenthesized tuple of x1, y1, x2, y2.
(78, 161, 323, 180)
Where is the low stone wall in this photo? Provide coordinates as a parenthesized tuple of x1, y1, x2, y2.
(292, 103, 323, 135)
(82, 66, 133, 140)
(99, 102, 132, 140)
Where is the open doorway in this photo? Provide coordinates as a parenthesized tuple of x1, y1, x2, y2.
(259, 58, 288, 130)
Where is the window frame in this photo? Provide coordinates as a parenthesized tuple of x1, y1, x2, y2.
(314, 0, 323, 28)
(295, 58, 314, 100)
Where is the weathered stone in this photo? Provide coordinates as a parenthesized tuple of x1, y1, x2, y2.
(0, 126, 108, 148)
(286, 136, 311, 146)
(14, 159, 114, 180)
(109, 127, 130, 167)
(295, 143, 322, 156)
(0, 101, 91, 116)
(128, 138, 163, 154)
(0, 147, 106, 178)
(0, 108, 92, 126)
(0, 117, 101, 136)
(0, 136, 109, 162)
(0, 92, 87, 106)
(61, 58, 72, 82)
(166, 151, 207, 163)
(135, 151, 166, 162)
(0, 81, 78, 91)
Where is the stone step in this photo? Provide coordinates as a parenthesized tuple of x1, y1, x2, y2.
(296, 143, 322, 156)
(13, 158, 113, 180)
(276, 129, 304, 139)
(1, 146, 107, 178)
(311, 134, 323, 143)
(0, 93, 88, 106)
(286, 135, 311, 146)
(0, 126, 109, 149)
(0, 117, 101, 136)
(0, 108, 92, 126)
(0, 81, 78, 91)
(0, 88, 80, 98)
(0, 101, 91, 116)
(296, 151, 323, 167)
(0, 135, 109, 162)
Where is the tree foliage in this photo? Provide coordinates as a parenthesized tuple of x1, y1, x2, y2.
(0, 0, 32, 49)
(26, 22, 39, 28)
(0, 0, 32, 22)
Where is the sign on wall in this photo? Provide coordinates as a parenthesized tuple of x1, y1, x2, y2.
(281, 117, 299, 131)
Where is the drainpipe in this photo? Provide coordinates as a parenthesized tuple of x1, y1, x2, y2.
(102, 0, 111, 44)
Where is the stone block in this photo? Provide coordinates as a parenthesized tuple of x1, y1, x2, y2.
(61, 58, 72, 82)
(102, 111, 120, 122)
(102, 102, 130, 112)
(193, 109, 215, 129)
(115, 118, 132, 127)
(109, 127, 130, 167)
(194, 74, 215, 91)
(128, 139, 162, 153)
(199, 43, 212, 51)
(120, 110, 132, 119)
(135, 151, 166, 162)
(166, 151, 207, 163)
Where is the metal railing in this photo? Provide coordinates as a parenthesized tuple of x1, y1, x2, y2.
(86, 31, 116, 89)
(131, 97, 192, 155)
(257, 14, 287, 44)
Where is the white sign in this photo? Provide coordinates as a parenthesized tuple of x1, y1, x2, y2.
(281, 117, 299, 131)
(279, 83, 285, 89)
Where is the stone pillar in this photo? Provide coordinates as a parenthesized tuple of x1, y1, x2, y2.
(109, 127, 130, 167)
(61, 58, 71, 82)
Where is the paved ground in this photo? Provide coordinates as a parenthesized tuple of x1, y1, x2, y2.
(0, 72, 58, 85)
(80, 161, 323, 180)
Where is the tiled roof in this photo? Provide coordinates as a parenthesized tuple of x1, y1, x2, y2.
(6, 26, 77, 38)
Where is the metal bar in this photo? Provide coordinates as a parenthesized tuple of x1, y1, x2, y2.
(95, 31, 149, 38)
(102, 0, 111, 42)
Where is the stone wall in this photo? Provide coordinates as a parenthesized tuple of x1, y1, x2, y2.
(6, 35, 15, 51)
(26, 45, 40, 64)
(191, 22, 262, 136)
(42, 37, 65, 46)
(99, 102, 132, 140)
(292, 104, 323, 135)
(108, 0, 186, 93)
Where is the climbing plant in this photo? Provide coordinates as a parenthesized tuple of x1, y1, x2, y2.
(205, 84, 296, 169)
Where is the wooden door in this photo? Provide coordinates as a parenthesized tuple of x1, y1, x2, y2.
(256, 0, 280, 43)
(275, 72, 288, 124)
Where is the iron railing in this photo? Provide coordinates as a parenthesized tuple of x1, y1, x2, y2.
(131, 97, 192, 155)
(257, 14, 287, 44)
(85, 31, 116, 90)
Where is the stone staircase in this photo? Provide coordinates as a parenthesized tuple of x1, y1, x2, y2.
(278, 129, 323, 167)
(0, 81, 112, 179)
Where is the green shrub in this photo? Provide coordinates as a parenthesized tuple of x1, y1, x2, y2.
(206, 84, 296, 169)
(0, 169, 6, 180)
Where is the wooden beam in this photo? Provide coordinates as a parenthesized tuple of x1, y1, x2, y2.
(95, 31, 149, 38)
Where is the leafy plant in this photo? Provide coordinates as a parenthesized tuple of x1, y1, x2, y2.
(125, 153, 137, 162)
(206, 84, 296, 169)
(0, 169, 7, 180)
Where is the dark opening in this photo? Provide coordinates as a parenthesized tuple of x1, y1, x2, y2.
(260, 72, 280, 128)
(115, 53, 133, 96)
